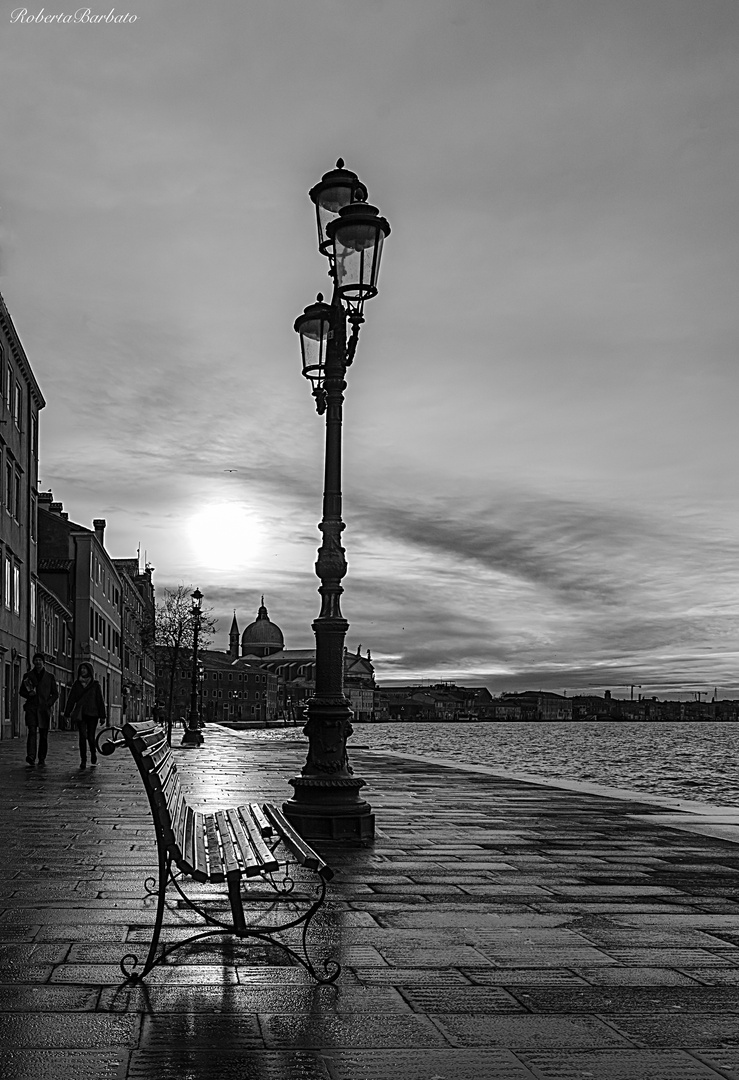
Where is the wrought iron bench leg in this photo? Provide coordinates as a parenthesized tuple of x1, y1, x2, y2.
(121, 825, 171, 981)
(227, 872, 247, 934)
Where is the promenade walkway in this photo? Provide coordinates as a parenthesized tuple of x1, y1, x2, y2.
(2, 725, 739, 1079)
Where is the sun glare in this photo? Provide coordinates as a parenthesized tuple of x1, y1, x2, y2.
(187, 503, 262, 571)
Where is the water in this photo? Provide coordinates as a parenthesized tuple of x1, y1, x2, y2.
(255, 722, 739, 807)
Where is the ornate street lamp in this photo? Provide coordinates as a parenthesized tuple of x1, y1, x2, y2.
(181, 587, 204, 747)
(283, 161, 390, 844)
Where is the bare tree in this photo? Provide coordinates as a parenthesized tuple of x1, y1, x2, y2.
(155, 585, 216, 729)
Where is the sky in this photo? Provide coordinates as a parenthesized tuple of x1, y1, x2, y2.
(1, 0, 738, 698)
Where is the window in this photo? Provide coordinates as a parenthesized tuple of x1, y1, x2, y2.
(14, 474, 20, 522)
(13, 565, 20, 614)
(90, 609, 94, 639)
(13, 383, 21, 428)
(5, 463, 11, 513)
(4, 557, 10, 610)
(30, 494, 36, 542)
(4, 663, 10, 720)
(30, 580, 36, 625)
(4, 364, 11, 409)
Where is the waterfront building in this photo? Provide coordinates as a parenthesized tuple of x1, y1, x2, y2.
(36, 579, 74, 720)
(0, 292, 45, 741)
(113, 559, 156, 722)
(228, 601, 378, 722)
(155, 646, 279, 724)
(377, 683, 492, 721)
(38, 497, 123, 724)
(498, 691, 573, 721)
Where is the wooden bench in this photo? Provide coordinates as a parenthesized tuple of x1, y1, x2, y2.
(99, 720, 341, 984)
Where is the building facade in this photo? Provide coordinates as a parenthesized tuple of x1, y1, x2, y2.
(0, 292, 45, 741)
(156, 646, 279, 725)
(114, 559, 156, 723)
(36, 579, 74, 722)
(230, 602, 378, 722)
(38, 498, 123, 724)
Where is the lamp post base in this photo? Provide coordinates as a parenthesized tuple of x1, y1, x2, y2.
(181, 727, 204, 747)
(283, 776, 375, 845)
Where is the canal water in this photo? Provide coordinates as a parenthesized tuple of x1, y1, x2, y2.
(255, 722, 739, 807)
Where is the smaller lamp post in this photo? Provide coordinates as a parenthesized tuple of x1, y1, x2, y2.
(197, 661, 205, 727)
(181, 588, 204, 747)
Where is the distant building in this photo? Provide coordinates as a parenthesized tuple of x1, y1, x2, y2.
(156, 646, 279, 724)
(36, 579, 74, 722)
(113, 559, 156, 723)
(498, 691, 573, 721)
(38, 497, 123, 724)
(377, 683, 493, 721)
(226, 601, 378, 721)
(0, 292, 45, 741)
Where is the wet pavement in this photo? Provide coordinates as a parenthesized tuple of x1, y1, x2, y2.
(3, 724, 739, 1079)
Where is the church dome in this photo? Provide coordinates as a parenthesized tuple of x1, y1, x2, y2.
(241, 598, 284, 657)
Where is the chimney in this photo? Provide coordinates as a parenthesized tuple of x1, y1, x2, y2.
(93, 519, 106, 545)
(49, 502, 63, 516)
(38, 492, 53, 507)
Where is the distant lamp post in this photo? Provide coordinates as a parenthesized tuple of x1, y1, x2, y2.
(197, 661, 205, 727)
(181, 587, 204, 747)
(283, 160, 390, 844)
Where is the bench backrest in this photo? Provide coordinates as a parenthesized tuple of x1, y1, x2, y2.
(120, 721, 293, 884)
(122, 721, 184, 856)
(121, 721, 335, 885)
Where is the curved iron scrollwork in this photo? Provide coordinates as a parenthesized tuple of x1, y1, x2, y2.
(95, 725, 126, 757)
(122, 868, 340, 985)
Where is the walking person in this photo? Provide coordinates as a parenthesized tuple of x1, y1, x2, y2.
(63, 663, 107, 769)
(19, 652, 59, 768)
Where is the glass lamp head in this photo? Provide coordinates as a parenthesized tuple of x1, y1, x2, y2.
(294, 294, 333, 391)
(309, 159, 368, 257)
(326, 196, 390, 305)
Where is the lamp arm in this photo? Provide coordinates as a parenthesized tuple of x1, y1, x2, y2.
(344, 313, 363, 367)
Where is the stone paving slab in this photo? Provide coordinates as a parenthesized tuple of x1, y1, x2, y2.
(3, 724, 739, 1078)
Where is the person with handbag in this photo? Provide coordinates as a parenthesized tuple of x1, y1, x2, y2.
(63, 662, 107, 769)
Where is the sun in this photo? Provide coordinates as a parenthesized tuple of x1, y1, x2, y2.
(187, 503, 262, 571)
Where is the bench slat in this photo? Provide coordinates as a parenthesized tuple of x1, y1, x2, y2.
(170, 786, 187, 862)
(237, 806, 279, 874)
(263, 804, 334, 880)
(158, 777, 180, 851)
(215, 810, 241, 878)
(192, 812, 209, 882)
(204, 814, 225, 882)
(165, 769, 181, 813)
(157, 766, 179, 831)
(248, 802, 273, 837)
(225, 808, 262, 878)
(129, 727, 165, 749)
(181, 804, 196, 876)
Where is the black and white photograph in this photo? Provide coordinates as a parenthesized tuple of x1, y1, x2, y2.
(1, 1, 739, 1077)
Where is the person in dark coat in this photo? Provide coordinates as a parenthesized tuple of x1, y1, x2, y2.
(63, 662, 107, 769)
(19, 652, 59, 767)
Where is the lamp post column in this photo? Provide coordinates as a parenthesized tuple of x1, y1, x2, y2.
(181, 588, 204, 747)
(283, 293, 374, 843)
(284, 162, 389, 844)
